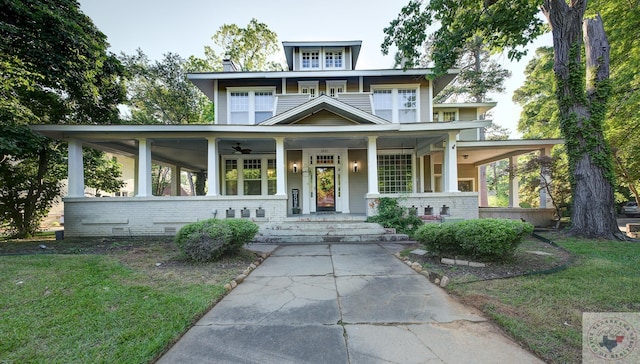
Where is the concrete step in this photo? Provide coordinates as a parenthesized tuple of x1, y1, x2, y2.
(253, 219, 411, 244)
(252, 233, 411, 244)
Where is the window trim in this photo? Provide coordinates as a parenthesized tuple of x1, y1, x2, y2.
(371, 84, 420, 123)
(221, 155, 277, 196)
(433, 108, 459, 122)
(300, 48, 321, 69)
(226, 87, 276, 124)
(326, 80, 347, 98)
(298, 81, 319, 98)
(324, 48, 345, 70)
(376, 150, 415, 194)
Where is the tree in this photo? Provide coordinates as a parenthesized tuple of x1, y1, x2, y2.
(120, 49, 211, 125)
(513, 47, 572, 214)
(187, 18, 283, 72)
(1, 0, 126, 237)
(431, 37, 511, 103)
(589, 0, 640, 206)
(383, 0, 621, 239)
(83, 149, 125, 197)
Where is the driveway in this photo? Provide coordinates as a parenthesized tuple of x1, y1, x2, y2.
(157, 243, 542, 364)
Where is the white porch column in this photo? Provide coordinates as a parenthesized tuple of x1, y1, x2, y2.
(539, 147, 552, 208)
(67, 139, 85, 197)
(443, 132, 459, 192)
(275, 137, 286, 196)
(508, 156, 519, 207)
(429, 155, 435, 192)
(206, 137, 218, 196)
(136, 138, 152, 197)
(367, 136, 379, 194)
(171, 165, 181, 196)
(419, 156, 425, 192)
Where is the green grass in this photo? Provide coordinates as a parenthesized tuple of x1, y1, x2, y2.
(449, 236, 640, 363)
(0, 253, 226, 363)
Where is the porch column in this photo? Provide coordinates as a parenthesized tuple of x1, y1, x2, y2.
(275, 136, 286, 196)
(136, 138, 152, 197)
(171, 165, 181, 196)
(419, 156, 425, 192)
(508, 156, 519, 207)
(367, 136, 379, 194)
(539, 147, 552, 208)
(429, 155, 435, 192)
(443, 132, 459, 192)
(206, 137, 218, 196)
(67, 139, 85, 197)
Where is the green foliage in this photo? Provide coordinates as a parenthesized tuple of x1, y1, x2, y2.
(0, 124, 66, 238)
(366, 197, 423, 236)
(187, 18, 282, 72)
(83, 149, 125, 196)
(223, 219, 260, 253)
(175, 220, 232, 262)
(120, 50, 211, 124)
(415, 219, 533, 262)
(174, 219, 259, 262)
(0, 0, 126, 125)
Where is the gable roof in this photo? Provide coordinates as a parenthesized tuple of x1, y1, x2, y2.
(260, 94, 390, 125)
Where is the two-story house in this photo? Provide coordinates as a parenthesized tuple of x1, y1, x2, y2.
(33, 40, 562, 237)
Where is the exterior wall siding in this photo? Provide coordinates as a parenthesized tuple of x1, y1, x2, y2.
(63, 196, 287, 237)
(348, 149, 368, 213)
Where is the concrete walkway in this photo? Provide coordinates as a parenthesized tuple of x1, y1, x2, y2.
(157, 244, 543, 364)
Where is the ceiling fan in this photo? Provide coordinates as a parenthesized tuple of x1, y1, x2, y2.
(232, 143, 252, 154)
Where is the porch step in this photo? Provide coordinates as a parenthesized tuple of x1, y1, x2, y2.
(252, 218, 412, 244)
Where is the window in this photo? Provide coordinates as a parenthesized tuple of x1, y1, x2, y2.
(443, 111, 456, 121)
(299, 81, 318, 98)
(325, 50, 343, 68)
(302, 50, 320, 69)
(326, 81, 346, 98)
(229, 92, 249, 124)
(267, 159, 276, 195)
(225, 160, 238, 195)
(227, 88, 274, 124)
(372, 86, 420, 123)
(373, 90, 393, 121)
(378, 154, 413, 193)
(432, 109, 458, 122)
(398, 89, 417, 123)
(254, 92, 273, 123)
(243, 159, 262, 195)
(222, 157, 276, 196)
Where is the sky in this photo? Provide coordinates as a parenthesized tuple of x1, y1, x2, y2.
(79, 0, 553, 137)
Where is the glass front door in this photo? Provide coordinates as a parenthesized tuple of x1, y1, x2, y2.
(316, 167, 335, 211)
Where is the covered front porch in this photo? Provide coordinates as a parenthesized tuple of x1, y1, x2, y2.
(33, 124, 561, 237)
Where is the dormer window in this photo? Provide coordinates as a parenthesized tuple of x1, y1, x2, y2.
(325, 49, 343, 69)
(301, 50, 320, 69)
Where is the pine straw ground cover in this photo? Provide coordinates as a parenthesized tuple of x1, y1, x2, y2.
(0, 236, 258, 363)
(408, 233, 640, 363)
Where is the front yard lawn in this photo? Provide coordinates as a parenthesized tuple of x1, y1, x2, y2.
(0, 238, 256, 363)
(448, 234, 640, 363)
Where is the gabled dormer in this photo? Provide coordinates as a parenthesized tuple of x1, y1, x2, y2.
(282, 41, 362, 71)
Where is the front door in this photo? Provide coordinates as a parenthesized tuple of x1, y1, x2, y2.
(316, 167, 335, 212)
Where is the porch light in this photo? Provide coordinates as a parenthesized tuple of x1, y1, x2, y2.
(292, 162, 299, 174)
(353, 161, 359, 173)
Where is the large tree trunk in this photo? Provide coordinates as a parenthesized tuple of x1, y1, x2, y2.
(541, 0, 622, 239)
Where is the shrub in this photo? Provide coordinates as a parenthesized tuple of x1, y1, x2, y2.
(415, 218, 533, 262)
(223, 219, 260, 253)
(174, 219, 260, 262)
(367, 197, 423, 236)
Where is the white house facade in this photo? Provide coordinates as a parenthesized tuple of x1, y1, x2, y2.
(32, 40, 562, 237)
